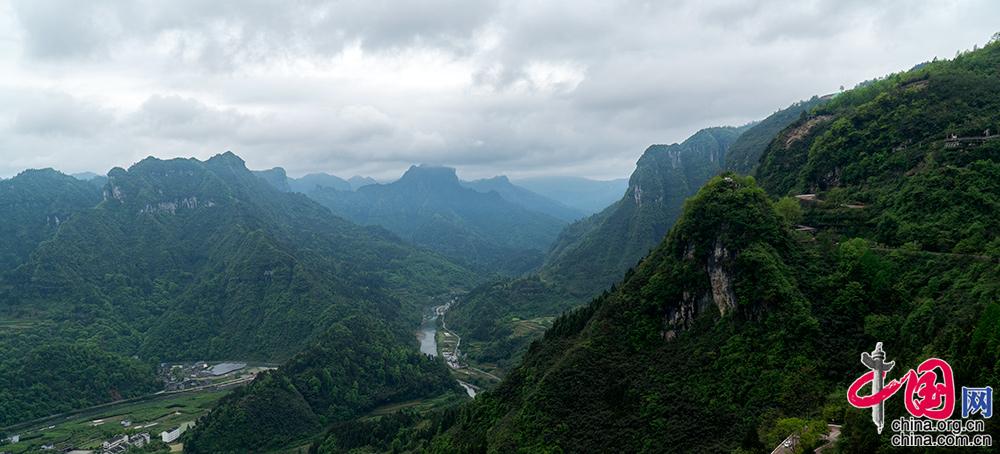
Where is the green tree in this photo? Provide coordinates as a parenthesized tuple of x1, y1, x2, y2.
(774, 196, 804, 226)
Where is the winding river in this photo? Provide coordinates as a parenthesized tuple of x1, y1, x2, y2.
(416, 303, 478, 398)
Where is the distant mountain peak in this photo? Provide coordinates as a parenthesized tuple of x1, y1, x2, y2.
(260, 166, 287, 177)
(208, 150, 246, 167)
(397, 164, 460, 187)
(15, 168, 65, 180)
(251, 166, 291, 192)
(289, 172, 351, 193)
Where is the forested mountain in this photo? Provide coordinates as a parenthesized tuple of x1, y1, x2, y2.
(755, 44, 1000, 254)
(0, 169, 102, 272)
(724, 95, 831, 175)
(513, 176, 628, 215)
(288, 40, 1000, 454)
(462, 175, 585, 222)
(541, 126, 747, 298)
(435, 180, 998, 453)
(0, 152, 473, 426)
(306, 165, 567, 275)
(422, 41, 1000, 452)
(437, 174, 817, 452)
(184, 316, 460, 453)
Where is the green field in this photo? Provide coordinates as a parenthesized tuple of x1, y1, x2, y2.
(1, 390, 227, 453)
(509, 316, 555, 337)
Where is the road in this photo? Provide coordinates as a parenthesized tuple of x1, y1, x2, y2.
(432, 298, 502, 395)
(815, 425, 842, 453)
(771, 434, 798, 454)
(770, 424, 842, 454)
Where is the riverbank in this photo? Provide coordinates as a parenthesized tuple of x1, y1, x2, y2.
(415, 298, 500, 398)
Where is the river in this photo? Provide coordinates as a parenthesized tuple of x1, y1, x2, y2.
(416, 302, 479, 398)
(417, 309, 439, 357)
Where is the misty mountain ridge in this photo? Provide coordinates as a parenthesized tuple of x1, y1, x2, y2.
(305, 164, 567, 275)
(252, 167, 377, 194)
(461, 174, 586, 222)
(514, 175, 629, 215)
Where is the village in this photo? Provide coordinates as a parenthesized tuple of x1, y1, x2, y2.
(0, 361, 273, 454)
(159, 361, 270, 391)
(2, 418, 192, 454)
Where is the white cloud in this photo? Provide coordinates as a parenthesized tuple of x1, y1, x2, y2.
(0, 0, 997, 180)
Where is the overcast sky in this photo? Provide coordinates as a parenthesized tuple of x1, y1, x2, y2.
(0, 0, 997, 180)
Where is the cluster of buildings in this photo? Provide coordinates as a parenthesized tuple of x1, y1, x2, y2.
(101, 433, 149, 454)
(160, 361, 247, 391)
(96, 420, 193, 454)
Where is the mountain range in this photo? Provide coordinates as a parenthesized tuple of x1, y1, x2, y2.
(252, 168, 377, 193)
(0, 152, 473, 427)
(461, 175, 585, 222)
(305, 165, 569, 275)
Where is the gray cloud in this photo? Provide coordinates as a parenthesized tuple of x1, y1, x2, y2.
(1, 0, 998, 180)
(11, 92, 114, 137)
(10, 0, 495, 66)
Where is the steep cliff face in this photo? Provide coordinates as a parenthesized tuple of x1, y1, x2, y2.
(648, 175, 792, 340)
(541, 126, 748, 298)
